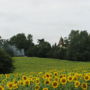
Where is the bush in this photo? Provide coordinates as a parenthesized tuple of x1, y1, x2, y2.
(0, 49, 14, 74)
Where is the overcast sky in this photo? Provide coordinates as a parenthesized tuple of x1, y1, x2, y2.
(0, 0, 90, 44)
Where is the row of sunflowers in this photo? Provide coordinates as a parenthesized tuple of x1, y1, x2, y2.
(0, 70, 90, 90)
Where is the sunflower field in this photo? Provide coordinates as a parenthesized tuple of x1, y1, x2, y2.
(0, 70, 90, 90)
(0, 57, 90, 90)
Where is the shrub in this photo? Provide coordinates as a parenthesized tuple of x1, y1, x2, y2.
(0, 49, 14, 74)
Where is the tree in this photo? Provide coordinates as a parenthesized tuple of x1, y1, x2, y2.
(67, 30, 90, 61)
(26, 34, 34, 55)
(48, 43, 67, 59)
(9, 33, 27, 50)
(3, 40, 14, 56)
(26, 45, 38, 57)
(37, 39, 51, 57)
(58, 37, 64, 47)
(47, 44, 60, 58)
(0, 36, 4, 48)
(26, 34, 34, 48)
(9, 33, 34, 56)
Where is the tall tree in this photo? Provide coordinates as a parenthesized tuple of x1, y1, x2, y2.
(27, 34, 34, 48)
(9, 33, 27, 50)
(67, 30, 90, 61)
(37, 39, 51, 57)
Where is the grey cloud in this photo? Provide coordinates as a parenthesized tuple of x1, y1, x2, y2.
(0, 0, 90, 44)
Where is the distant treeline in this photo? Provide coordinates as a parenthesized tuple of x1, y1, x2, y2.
(0, 30, 90, 61)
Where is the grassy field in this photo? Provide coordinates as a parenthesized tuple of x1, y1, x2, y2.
(13, 57, 90, 73)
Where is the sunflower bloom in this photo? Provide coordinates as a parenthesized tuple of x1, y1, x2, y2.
(84, 74, 90, 81)
(60, 77, 67, 85)
(52, 81, 59, 88)
(67, 76, 73, 82)
(81, 83, 88, 90)
(23, 79, 30, 86)
(22, 75, 27, 80)
(0, 86, 4, 90)
(7, 82, 13, 89)
(35, 85, 40, 90)
(74, 81, 80, 88)
(44, 80, 50, 85)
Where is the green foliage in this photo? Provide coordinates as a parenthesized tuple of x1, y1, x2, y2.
(27, 39, 51, 57)
(9, 33, 34, 56)
(48, 40, 67, 59)
(26, 45, 38, 57)
(9, 33, 27, 50)
(1, 30, 90, 61)
(3, 41, 14, 56)
(37, 39, 51, 57)
(0, 37, 14, 56)
(48, 44, 60, 58)
(67, 30, 90, 61)
(0, 49, 14, 73)
(0, 36, 4, 48)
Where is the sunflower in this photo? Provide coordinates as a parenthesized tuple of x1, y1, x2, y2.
(35, 78, 40, 85)
(74, 81, 80, 88)
(74, 73, 79, 76)
(35, 85, 40, 90)
(62, 74, 66, 77)
(52, 81, 59, 88)
(84, 74, 90, 81)
(23, 79, 30, 86)
(7, 82, 13, 89)
(13, 83, 18, 89)
(67, 75, 73, 82)
(44, 80, 50, 85)
(60, 77, 67, 85)
(45, 73, 52, 79)
(13, 80, 17, 85)
(60, 75, 63, 79)
(54, 76, 59, 82)
(54, 72, 58, 76)
(5, 74, 10, 78)
(22, 75, 27, 80)
(73, 76, 78, 81)
(43, 88, 48, 90)
(81, 83, 88, 90)
(0, 86, 4, 90)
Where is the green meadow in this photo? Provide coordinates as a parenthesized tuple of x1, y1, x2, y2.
(13, 57, 90, 73)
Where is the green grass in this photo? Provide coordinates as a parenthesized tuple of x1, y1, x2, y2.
(13, 57, 90, 73)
